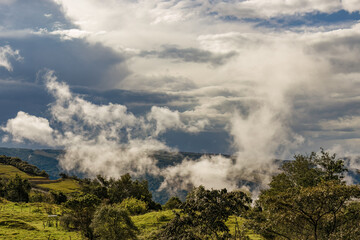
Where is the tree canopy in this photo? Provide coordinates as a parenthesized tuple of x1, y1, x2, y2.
(249, 150, 360, 240)
(159, 186, 251, 240)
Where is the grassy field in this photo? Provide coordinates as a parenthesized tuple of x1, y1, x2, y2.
(0, 163, 263, 239)
(0, 200, 264, 240)
(226, 216, 264, 240)
(37, 179, 81, 194)
(0, 164, 46, 180)
(132, 210, 175, 239)
(0, 199, 81, 240)
(131, 210, 264, 240)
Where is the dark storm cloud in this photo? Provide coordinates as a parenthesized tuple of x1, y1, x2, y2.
(0, 81, 50, 124)
(291, 94, 360, 136)
(0, 35, 128, 88)
(140, 45, 237, 66)
(0, 0, 75, 30)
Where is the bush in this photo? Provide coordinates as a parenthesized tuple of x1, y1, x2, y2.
(4, 175, 31, 202)
(29, 192, 50, 203)
(91, 204, 138, 240)
(163, 196, 182, 210)
(119, 197, 148, 215)
(49, 191, 67, 204)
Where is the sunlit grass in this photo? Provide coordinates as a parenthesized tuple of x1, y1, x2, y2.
(0, 164, 46, 180)
(0, 199, 81, 240)
(37, 179, 81, 194)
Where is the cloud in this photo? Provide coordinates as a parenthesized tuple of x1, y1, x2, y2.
(160, 155, 237, 193)
(140, 45, 237, 66)
(320, 116, 360, 132)
(47, 28, 91, 40)
(0, 45, 22, 71)
(2, 0, 360, 195)
(2, 111, 56, 145)
(2, 71, 211, 179)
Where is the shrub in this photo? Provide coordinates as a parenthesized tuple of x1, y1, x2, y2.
(119, 197, 148, 215)
(163, 196, 182, 210)
(91, 204, 138, 240)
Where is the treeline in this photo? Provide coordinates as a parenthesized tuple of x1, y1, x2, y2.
(1, 150, 360, 239)
(0, 155, 48, 178)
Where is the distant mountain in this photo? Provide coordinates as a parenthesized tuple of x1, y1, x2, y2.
(2, 147, 357, 204)
(0, 147, 63, 180)
(0, 147, 230, 203)
(0, 147, 228, 179)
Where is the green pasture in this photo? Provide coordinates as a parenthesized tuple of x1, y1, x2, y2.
(37, 179, 81, 194)
(0, 199, 81, 240)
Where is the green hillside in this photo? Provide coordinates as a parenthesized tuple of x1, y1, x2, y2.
(0, 164, 45, 180)
(0, 199, 81, 240)
(0, 148, 233, 204)
(37, 179, 81, 194)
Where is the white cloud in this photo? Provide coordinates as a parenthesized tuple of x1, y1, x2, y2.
(2, 0, 360, 193)
(160, 155, 237, 193)
(49, 29, 91, 40)
(0, 0, 15, 5)
(321, 116, 360, 131)
(2, 111, 56, 146)
(147, 106, 184, 135)
(0, 45, 22, 71)
(342, 0, 360, 12)
(2, 72, 205, 178)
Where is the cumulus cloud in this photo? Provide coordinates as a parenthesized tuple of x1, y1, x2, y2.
(160, 155, 237, 193)
(1, 71, 209, 179)
(2, 111, 56, 145)
(0, 45, 22, 71)
(2, 0, 360, 195)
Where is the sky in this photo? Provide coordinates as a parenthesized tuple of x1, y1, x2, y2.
(1, 0, 360, 192)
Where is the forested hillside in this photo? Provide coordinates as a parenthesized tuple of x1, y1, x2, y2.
(0, 148, 232, 203)
(0, 149, 359, 239)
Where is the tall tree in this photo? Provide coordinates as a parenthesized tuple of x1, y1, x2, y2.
(159, 186, 251, 240)
(61, 194, 101, 240)
(5, 174, 31, 202)
(249, 150, 360, 240)
(91, 204, 138, 240)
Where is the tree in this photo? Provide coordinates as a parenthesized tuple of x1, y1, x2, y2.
(159, 186, 251, 240)
(61, 194, 100, 240)
(49, 190, 67, 204)
(249, 150, 360, 240)
(119, 197, 148, 215)
(81, 173, 160, 210)
(163, 196, 182, 210)
(4, 174, 31, 202)
(91, 204, 138, 240)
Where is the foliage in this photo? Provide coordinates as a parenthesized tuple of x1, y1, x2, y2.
(91, 204, 138, 240)
(49, 190, 67, 204)
(163, 196, 182, 210)
(61, 194, 101, 239)
(249, 150, 360, 240)
(159, 186, 251, 240)
(0, 155, 48, 178)
(119, 197, 148, 215)
(80, 173, 161, 211)
(1, 175, 32, 202)
(29, 191, 50, 203)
